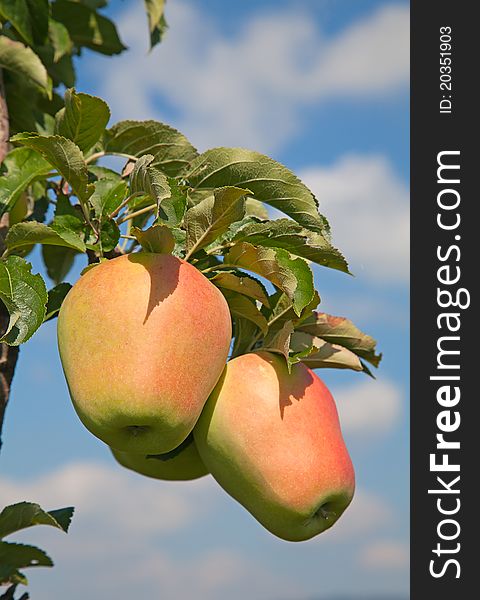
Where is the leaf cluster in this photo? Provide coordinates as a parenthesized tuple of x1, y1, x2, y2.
(0, 501, 74, 593)
(0, 85, 381, 375)
(0, 0, 168, 136)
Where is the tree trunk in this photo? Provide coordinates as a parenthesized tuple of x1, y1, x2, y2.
(0, 69, 20, 452)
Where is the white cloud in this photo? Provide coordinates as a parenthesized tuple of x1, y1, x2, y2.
(0, 462, 397, 595)
(0, 462, 297, 600)
(359, 540, 409, 570)
(94, 1, 409, 152)
(0, 461, 211, 536)
(301, 154, 409, 283)
(332, 378, 403, 435)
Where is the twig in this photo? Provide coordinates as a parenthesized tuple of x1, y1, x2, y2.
(200, 263, 238, 274)
(85, 151, 139, 165)
(85, 151, 105, 164)
(116, 204, 156, 225)
(204, 242, 235, 255)
(108, 192, 143, 219)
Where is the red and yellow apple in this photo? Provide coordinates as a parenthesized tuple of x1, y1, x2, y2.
(194, 351, 355, 541)
(57, 253, 232, 454)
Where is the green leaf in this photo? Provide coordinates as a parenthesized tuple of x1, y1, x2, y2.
(296, 312, 382, 368)
(0, 0, 48, 45)
(129, 154, 171, 216)
(29, 193, 49, 224)
(290, 331, 363, 372)
(90, 179, 127, 220)
(37, 90, 64, 118)
(55, 89, 110, 153)
(210, 271, 269, 306)
(223, 242, 314, 315)
(46, 507, 74, 532)
(0, 147, 51, 217)
(4, 75, 39, 135)
(85, 220, 119, 253)
(205, 215, 261, 252)
(44, 283, 72, 320)
(42, 245, 78, 284)
(287, 331, 319, 367)
(221, 291, 268, 334)
(48, 18, 73, 62)
(73, 0, 107, 8)
(1, 1, 30, 45)
(88, 165, 122, 183)
(43, 52, 76, 88)
(0, 37, 51, 97)
(263, 290, 320, 336)
(0, 502, 73, 539)
(245, 198, 269, 220)
(11, 133, 93, 203)
(0, 256, 47, 345)
(231, 317, 259, 358)
(0, 542, 53, 572)
(171, 227, 186, 258)
(0, 573, 28, 587)
(104, 120, 198, 177)
(51, 194, 87, 248)
(185, 186, 249, 258)
(261, 321, 295, 367)
(232, 218, 349, 273)
(158, 178, 187, 226)
(0, 1, 32, 43)
(185, 148, 328, 233)
(143, 0, 168, 49)
(132, 225, 175, 254)
(5, 221, 86, 253)
(51, 0, 126, 55)
(27, 0, 49, 43)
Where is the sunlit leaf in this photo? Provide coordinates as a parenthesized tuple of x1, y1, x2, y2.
(10, 133, 93, 203)
(51, 0, 126, 55)
(186, 148, 328, 232)
(224, 242, 314, 315)
(55, 89, 110, 153)
(0, 256, 47, 345)
(296, 312, 382, 368)
(0, 147, 51, 217)
(184, 186, 249, 258)
(104, 120, 198, 177)
(143, 0, 168, 49)
(0, 37, 51, 97)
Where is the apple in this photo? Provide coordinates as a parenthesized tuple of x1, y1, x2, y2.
(111, 434, 208, 480)
(194, 351, 355, 541)
(57, 253, 232, 454)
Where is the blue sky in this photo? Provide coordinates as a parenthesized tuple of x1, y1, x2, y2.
(0, 1, 409, 598)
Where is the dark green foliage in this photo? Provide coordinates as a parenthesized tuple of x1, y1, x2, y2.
(0, 502, 74, 588)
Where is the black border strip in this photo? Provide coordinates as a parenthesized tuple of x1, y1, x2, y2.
(411, 2, 474, 597)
